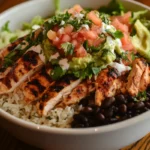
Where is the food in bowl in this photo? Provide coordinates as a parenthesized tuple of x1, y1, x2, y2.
(0, 0, 150, 128)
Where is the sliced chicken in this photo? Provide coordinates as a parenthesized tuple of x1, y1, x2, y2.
(0, 51, 44, 94)
(95, 68, 123, 106)
(0, 37, 25, 64)
(0, 28, 43, 73)
(126, 58, 149, 96)
(57, 79, 95, 107)
(22, 66, 54, 103)
(37, 76, 82, 116)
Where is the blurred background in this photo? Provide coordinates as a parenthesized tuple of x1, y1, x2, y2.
(0, 0, 150, 13)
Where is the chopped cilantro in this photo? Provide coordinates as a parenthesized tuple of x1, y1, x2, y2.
(106, 30, 123, 39)
(61, 42, 74, 56)
(83, 40, 103, 53)
(99, 13, 110, 24)
(72, 64, 101, 79)
(134, 91, 147, 102)
(121, 52, 130, 62)
(91, 67, 101, 75)
(50, 66, 66, 80)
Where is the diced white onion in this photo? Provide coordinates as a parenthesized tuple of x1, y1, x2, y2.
(74, 13, 84, 20)
(81, 24, 90, 30)
(59, 58, 70, 70)
(50, 52, 60, 60)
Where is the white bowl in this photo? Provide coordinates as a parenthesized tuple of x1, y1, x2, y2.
(0, 0, 150, 150)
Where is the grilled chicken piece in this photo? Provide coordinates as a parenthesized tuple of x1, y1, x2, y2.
(37, 76, 81, 116)
(0, 28, 43, 74)
(57, 79, 95, 107)
(126, 58, 149, 96)
(95, 68, 123, 106)
(0, 37, 25, 64)
(0, 51, 44, 94)
(22, 66, 54, 103)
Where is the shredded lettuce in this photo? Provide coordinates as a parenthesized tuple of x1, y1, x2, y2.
(22, 16, 44, 30)
(0, 15, 44, 49)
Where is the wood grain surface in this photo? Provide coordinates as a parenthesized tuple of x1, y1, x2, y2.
(0, 0, 150, 150)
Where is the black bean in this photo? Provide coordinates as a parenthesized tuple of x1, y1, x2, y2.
(97, 113, 105, 121)
(73, 114, 88, 123)
(116, 94, 127, 104)
(92, 106, 100, 114)
(142, 107, 149, 111)
(104, 108, 113, 117)
(127, 102, 135, 109)
(126, 95, 134, 102)
(119, 104, 127, 114)
(145, 102, 150, 108)
(74, 124, 85, 128)
(79, 98, 88, 106)
(82, 107, 93, 114)
(112, 106, 118, 113)
(102, 97, 115, 108)
(134, 102, 145, 109)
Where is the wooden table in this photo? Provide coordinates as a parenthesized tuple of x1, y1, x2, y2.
(0, 0, 150, 150)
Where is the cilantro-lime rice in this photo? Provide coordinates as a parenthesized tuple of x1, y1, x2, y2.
(0, 0, 150, 128)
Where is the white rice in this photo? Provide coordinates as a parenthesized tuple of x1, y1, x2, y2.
(0, 88, 80, 128)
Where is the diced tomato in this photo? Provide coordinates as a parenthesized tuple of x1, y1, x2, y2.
(112, 12, 131, 27)
(47, 30, 57, 40)
(84, 30, 98, 40)
(91, 24, 101, 34)
(87, 11, 102, 26)
(121, 32, 134, 51)
(60, 34, 71, 43)
(74, 45, 87, 57)
(111, 18, 128, 33)
(73, 4, 83, 13)
(68, 4, 83, 14)
(92, 38, 104, 47)
(72, 40, 78, 47)
(64, 25, 74, 35)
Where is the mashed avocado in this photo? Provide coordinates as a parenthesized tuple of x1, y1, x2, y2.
(69, 54, 93, 70)
(132, 20, 150, 62)
(93, 36, 122, 66)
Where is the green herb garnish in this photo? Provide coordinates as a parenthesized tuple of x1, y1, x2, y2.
(134, 91, 147, 102)
(50, 66, 66, 80)
(61, 42, 74, 56)
(106, 30, 123, 39)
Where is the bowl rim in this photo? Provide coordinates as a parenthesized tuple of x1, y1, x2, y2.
(0, 0, 150, 135)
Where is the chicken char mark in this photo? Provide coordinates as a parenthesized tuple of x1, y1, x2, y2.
(0, 51, 43, 94)
(95, 68, 123, 106)
(57, 78, 96, 107)
(23, 66, 54, 103)
(0, 28, 43, 71)
(37, 75, 81, 116)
